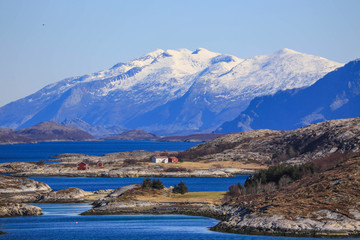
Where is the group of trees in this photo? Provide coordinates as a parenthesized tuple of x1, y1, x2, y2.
(141, 178, 165, 190)
(172, 181, 188, 194)
(225, 151, 356, 200)
(140, 178, 188, 194)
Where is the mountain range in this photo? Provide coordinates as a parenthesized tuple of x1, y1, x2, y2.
(217, 59, 360, 133)
(0, 48, 342, 136)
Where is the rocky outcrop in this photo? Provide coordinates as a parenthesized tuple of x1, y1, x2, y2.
(83, 200, 230, 221)
(211, 153, 360, 237)
(0, 175, 51, 194)
(0, 202, 42, 217)
(212, 211, 360, 238)
(0, 175, 47, 217)
(36, 187, 112, 203)
(181, 117, 360, 164)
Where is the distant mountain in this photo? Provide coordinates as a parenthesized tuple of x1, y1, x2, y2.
(0, 128, 16, 134)
(103, 129, 159, 141)
(61, 118, 125, 138)
(0, 48, 342, 135)
(0, 131, 34, 144)
(16, 121, 95, 142)
(217, 59, 360, 133)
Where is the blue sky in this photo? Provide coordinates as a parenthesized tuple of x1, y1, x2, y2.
(0, 0, 359, 107)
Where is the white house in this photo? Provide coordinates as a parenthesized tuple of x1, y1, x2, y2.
(152, 156, 168, 163)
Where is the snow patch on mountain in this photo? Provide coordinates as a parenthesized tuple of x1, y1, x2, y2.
(0, 48, 343, 135)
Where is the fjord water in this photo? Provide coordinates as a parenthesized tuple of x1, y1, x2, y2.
(29, 176, 249, 192)
(1, 204, 354, 240)
(1, 141, 353, 239)
(0, 140, 200, 163)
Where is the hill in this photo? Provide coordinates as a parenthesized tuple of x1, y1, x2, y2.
(0, 121, 95, 144)
(213, 152, 360, 237)
(180, 117, 360, 164)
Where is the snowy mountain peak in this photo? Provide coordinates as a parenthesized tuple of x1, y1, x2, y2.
(145, 49, 165, 57)
(275, 48, 300, 54)
(0, 48, 344, 135)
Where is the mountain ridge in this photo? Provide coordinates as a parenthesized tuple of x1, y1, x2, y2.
(217, 59, 360, 133)
(0, 48, 342, 135)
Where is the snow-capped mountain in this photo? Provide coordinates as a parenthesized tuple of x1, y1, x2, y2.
(217, 59, 360, 133)
(0, 48, 342, 135)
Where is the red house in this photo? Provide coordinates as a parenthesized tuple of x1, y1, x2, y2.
(77, 162, 89, 170)
(169, 157, 179, 163)
(97, 161, 104, 167)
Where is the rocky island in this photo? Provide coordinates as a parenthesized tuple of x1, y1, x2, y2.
(1, 117, 359, 179)
(79, 152, 360, 238)
(0, 175, 51, 217)
(0, 117, 360, 237)
(0, 152, 359, 237)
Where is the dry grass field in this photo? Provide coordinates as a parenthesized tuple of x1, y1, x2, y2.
(148, 160, 266, 171)
(136, 190, 226, 204)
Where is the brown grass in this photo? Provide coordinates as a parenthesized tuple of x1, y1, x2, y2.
(147, 160, 265, 171)
(136, 190, 226, 204)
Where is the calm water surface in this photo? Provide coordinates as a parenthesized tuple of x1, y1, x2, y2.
(0, 140, 200, 163)
(1, 141, 349, 239)
(29, 176, 249, 192)
(0, 203, 353, 240)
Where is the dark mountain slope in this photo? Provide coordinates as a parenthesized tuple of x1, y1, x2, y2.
(217, 59, 360, 133)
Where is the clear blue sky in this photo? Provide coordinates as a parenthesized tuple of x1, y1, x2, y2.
(0, 0, 359, 107)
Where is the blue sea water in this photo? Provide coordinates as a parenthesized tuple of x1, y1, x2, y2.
(0, 140, 200, 163)
(0, 203, 355, 240)
(1, 141, 353, 239)
(29, 176, 249, 192)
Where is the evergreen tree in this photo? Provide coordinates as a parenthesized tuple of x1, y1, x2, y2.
(173, 184, 179, 193)
(141, 177, 152, 189)
(152, 178, 165, 190)
(178, 181, 188, 194)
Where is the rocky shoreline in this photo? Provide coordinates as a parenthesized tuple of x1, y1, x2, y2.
(0, 150, 259, 178)
(211, 210, 360, 238)
(0, 202, 42, 218)
(9, 168, 252, 178)
(80, 192, 360, 238)
(76, 182, 360, 238)
(1, 174, 360, 238)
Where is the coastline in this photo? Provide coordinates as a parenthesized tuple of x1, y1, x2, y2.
(80, 200, 360, 238)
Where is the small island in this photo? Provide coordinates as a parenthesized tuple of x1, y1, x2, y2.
(1, 117, 360, 237)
